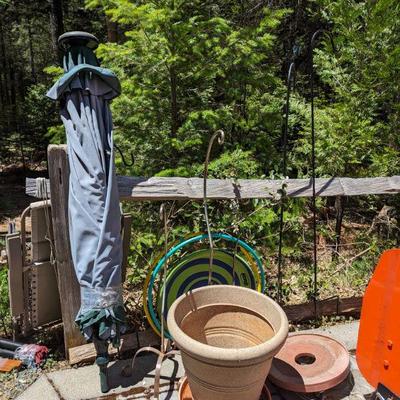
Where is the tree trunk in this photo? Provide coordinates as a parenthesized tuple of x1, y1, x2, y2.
(106, 17, 118, 43)
(168, 0, 178, 138)
(9, 65, 17, 132)
(0, 22, 10, 106)
(28, 23, 36, 82)
(49, 0, 64, 63)
(169, 65, 178, 138)
(0, 74, 4, 108)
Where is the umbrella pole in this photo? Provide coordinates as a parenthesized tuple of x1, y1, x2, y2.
(129, 203, 178, 400)
(93, 338, 109, 393)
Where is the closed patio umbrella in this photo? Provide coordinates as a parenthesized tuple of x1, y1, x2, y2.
(47, 31, 125, 392)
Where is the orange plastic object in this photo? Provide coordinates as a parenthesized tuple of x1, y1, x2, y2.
(0, 357, 22, 372)
(356, 249, 400, 395)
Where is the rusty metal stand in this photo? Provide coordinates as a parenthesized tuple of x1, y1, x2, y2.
(130, 203, 178, 400)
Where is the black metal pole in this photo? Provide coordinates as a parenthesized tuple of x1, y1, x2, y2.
(309, 29, 335, 316)
(277, 61, 296, 304)
(310, 29, 323, 316)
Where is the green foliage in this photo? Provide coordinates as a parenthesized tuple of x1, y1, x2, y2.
(87, 0, 288, 175)
(87, 2, 290, 288)
(0, 267, 11, 336)
(307, 0, 400, 176)
(206, 149, 260, 179)
(0, 0, 107, 165)
(43, 66, 64, 80)
(1, 0, 399, 300)
(47, 124, 66, 145)
(22, 83, 59, 156)
(126, 231, 158, 285)
(84, 0, 400, 291)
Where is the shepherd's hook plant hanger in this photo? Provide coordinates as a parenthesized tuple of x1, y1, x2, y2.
(129, 203, 178, 400)
(277, 59, 296, 304)
(203, 129, 225, 285)
(310, 29, 336, 315)
(114, 143, 135, 167)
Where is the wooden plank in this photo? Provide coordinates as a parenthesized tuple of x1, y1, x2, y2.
(68, 329, 158, 365)
(27, 175, 400, 201)
(283, 296, 362, 322)
(47, 145, 85, 354)
(6, 234, 24, 317)
(118, 176, 400, 199)
(30, 261, 62, 328)
(26, 177, 51, 199)
(31, 203, 52, 262)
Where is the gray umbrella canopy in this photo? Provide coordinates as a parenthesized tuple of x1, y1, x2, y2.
(47, 32, 125, 346)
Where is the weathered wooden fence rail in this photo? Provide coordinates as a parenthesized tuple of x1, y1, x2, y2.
(35, 145, 400, 359)
(27, 173, 400, 202)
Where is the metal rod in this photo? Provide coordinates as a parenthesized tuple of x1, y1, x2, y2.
(310, 29, 335, 315)
(159, 203, 168, 352)
(277, 61, 296, 304)
(203, 129, 225, 285)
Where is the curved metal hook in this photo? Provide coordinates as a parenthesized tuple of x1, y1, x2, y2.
(203, 129, 225, 285)
(203, 129, 225, 201)
(311, 29, 336, 54)
(159, 203, 167, 223)
(283, 62, 296, 177)
(114, 143, 135, 167)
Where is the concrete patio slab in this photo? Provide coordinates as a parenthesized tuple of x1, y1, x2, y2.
(17, 353, 184, 400)
(306, 320, 360, 351)
(17, 321, 374, 400)
(17, 375, 60, 400)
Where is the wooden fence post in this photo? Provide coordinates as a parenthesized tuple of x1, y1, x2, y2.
(6, 233, 24, 339)
(47, 145, 85, 355)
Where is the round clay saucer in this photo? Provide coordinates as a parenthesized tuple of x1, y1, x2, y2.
(269, 333, 350, 393)
(179, 376, 272, 400)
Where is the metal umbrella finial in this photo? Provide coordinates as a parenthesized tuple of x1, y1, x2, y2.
(58, 31, 99, 50)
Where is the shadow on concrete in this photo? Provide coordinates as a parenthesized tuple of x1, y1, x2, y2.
(105, 353, 181, 398)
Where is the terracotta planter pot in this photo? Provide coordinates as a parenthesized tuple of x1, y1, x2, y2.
(167, 285, 288, 400)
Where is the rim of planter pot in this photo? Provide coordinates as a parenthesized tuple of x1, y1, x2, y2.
(167, 285, 289, 365)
